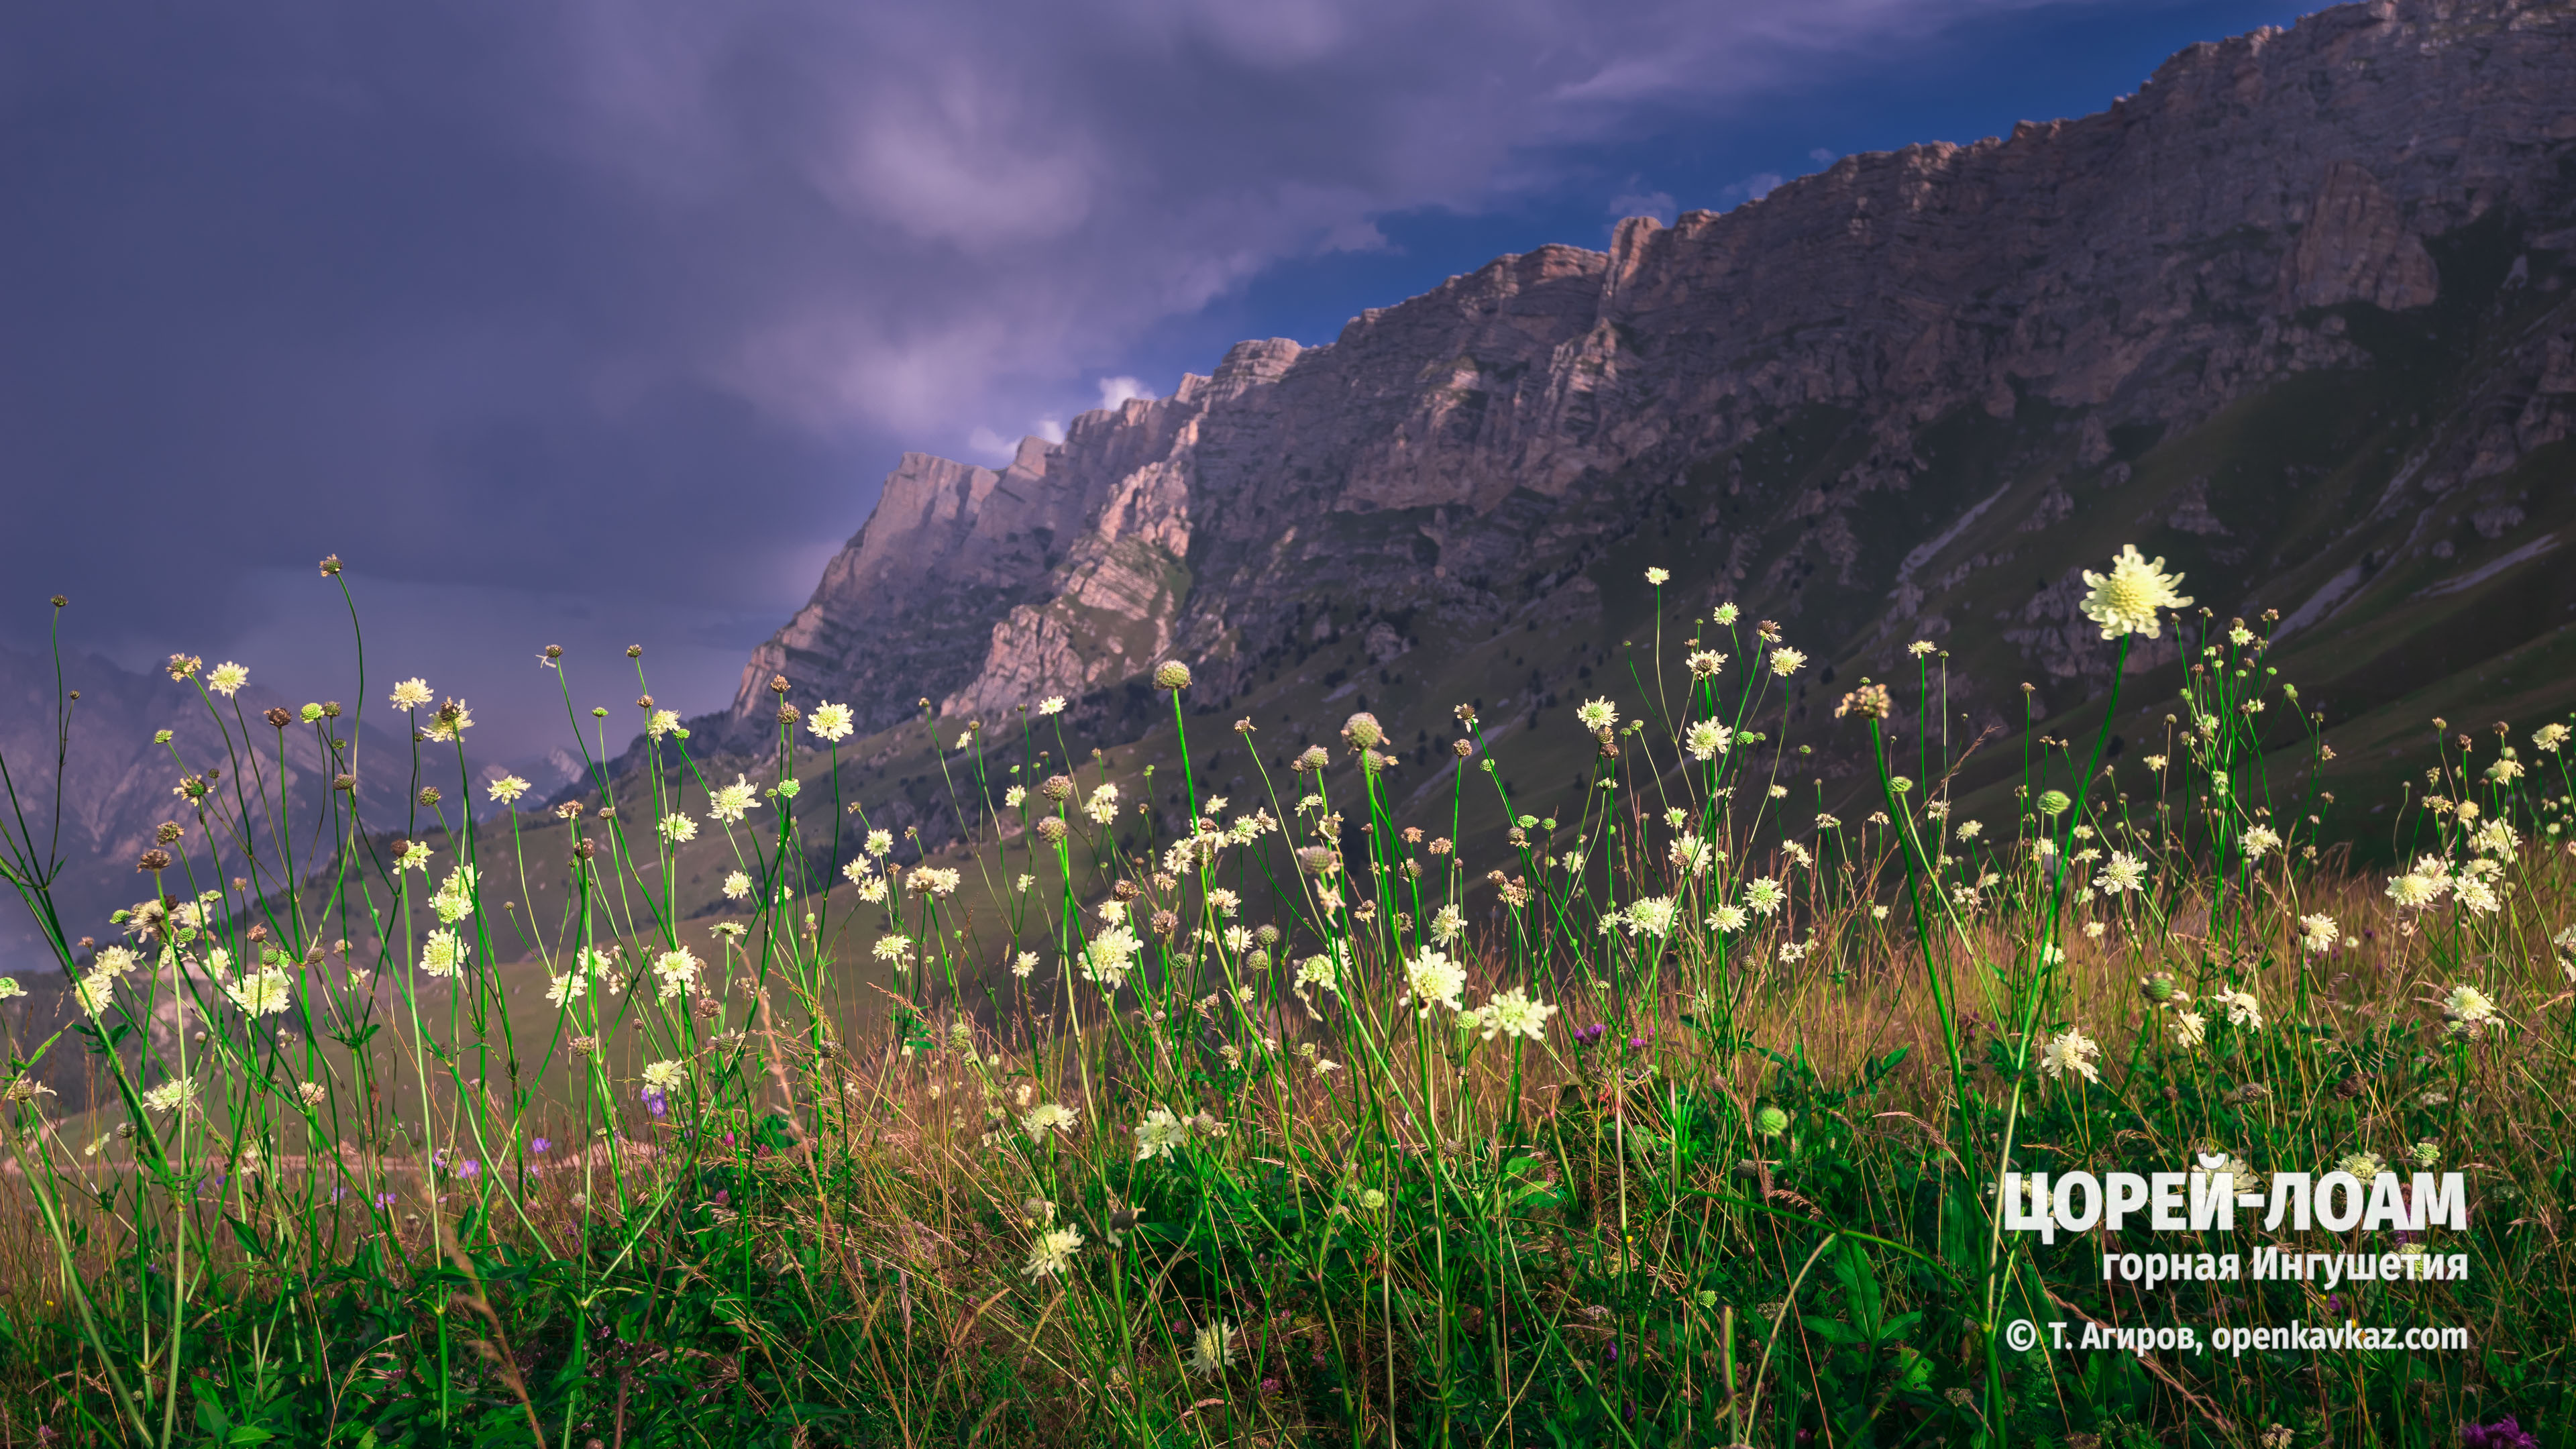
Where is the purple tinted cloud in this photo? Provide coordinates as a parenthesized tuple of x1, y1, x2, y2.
(2, 0, 2200, 752)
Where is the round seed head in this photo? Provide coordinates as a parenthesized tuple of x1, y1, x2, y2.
(1152, 661, 1192, 691)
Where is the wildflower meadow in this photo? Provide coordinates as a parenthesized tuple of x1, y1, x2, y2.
(2, 545, 2573, 1448)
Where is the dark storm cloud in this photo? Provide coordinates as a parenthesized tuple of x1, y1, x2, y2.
(2, 0, 2158, 752)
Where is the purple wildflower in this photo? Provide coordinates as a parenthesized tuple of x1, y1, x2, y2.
(2461, 1419, 2539, 1449)
(530, 1136, 551, 1156)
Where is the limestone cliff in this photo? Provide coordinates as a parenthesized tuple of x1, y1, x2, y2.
(702, 0, 2576, 763)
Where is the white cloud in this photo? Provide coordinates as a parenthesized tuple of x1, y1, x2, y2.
(1095, 376, 1153, 411)
(1607, 188, 1678, 225)
(1036, 417, 1066, 444)
(966, 425, 1018, 462)
(1721, 171, 1786, 205)
(544, 0, 2106, 444)
(1811, 146, 1838, 164)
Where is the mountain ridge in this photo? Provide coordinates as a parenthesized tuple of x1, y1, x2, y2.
(643, 0, 2574, 820)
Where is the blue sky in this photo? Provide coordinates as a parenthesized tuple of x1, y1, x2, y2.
(0, 0, 2311, 758)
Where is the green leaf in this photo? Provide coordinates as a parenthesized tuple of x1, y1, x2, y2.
(1801, 1315, 1867, 1346)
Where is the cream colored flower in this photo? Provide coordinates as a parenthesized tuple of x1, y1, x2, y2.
(1024, 1226, 1084, 1280)
(807, 701, 855, 741)
(227, 970, 293, 1017)
(2079, 545, 2192, 639)
(2298, 913, 2339, 952)
(1403, 948, 1468, 1016)
(2039, 1029, 2101, 1083)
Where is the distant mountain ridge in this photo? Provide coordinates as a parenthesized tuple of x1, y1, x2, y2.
(653, 0, 2572, 788)
(0, 643, 474, 973)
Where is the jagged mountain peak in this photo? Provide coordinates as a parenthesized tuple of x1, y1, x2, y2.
(659, 0, 2571, 814)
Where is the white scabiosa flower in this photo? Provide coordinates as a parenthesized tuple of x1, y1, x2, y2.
(2239, 825, 2281, 861)
(2170, 1011, 2206, 1049)
(1083, 924, 1142, 991)
(2078, 545, 2193, 639)
(1134, 1108, 1191, 1161)
(486, 774, 531, 804)
(2440, 984, 2498, 1026)
(2039, 1028, 2101, 1083)
(1576, 698, 1617, 731)
(1769, 647, 1807, 677)
(646, 709, 682, 739)
(2454, 875, 2501, 916)
(2385, 871, 2445, 909)
(1187, 1320, 1238, 1378)
(227, 970, 293, 1017)
(1742, 877, 1786, 917)
(1037, 696, 1067, 716)
(1707, 904, 1749, 932)
(806, 701, 855, 741)
(1402, 948, 1468, 1016)
(2298, 913, 2339, 952)
(1022, 1102, 1078, 1139)
(1623, 896, 1679, 937)
(74, 972, 115, 1018)
(658, 813, 698, 844)
(389, 678, 433, 709)
(1684, 720, 1732, 761)
(206, 661, 250, 696)
(1687, 649, 1726, 678)
(641, 1059, 687, 1091)
(653, 946, 701, 999)
(1430, 903, 1465, 943)
(2098, 852, 2148, 895)
(420, 929, 466, 978)
(1644, 567, 1670, 586)
(1012, 951, 1038, 977)
(142, 1077, 197, 1114)
(1024, 1226, 1084, 1281)
(1477, 989, 1556, 1042)
(708, 775, 760, 824)
(2218, 989, 2263, 1030)
(722, 871, 752, 900)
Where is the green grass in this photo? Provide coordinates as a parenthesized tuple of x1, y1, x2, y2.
(4, 564, 2575, 1448)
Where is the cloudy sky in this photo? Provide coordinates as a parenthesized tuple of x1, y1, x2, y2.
(1, 0, 2308, 761)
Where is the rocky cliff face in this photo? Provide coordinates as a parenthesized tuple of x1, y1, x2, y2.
(702, 0, 2576, 777)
